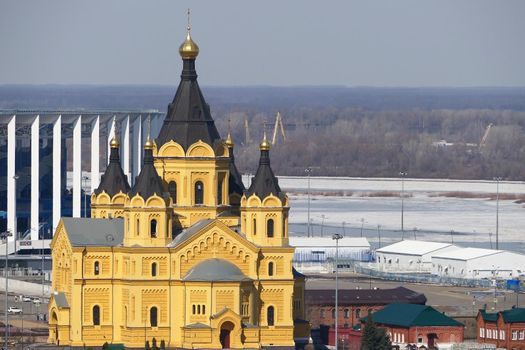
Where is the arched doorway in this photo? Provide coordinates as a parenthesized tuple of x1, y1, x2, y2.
(219, 321, 234, 349)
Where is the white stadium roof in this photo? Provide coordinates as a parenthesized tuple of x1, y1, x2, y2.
(432, 247, 503, 261)
(376, 240, 457, 256)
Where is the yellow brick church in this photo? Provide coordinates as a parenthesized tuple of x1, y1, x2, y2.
(48, 23, 308, 349)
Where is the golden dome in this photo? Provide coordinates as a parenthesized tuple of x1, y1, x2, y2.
(260, 132, 271, 151)
(144, 137, 154, 150)
(179, 29, 199, 60)
(110, 137, 120, 148)
(225, 133, 234, 148)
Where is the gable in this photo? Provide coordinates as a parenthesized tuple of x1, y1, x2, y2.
(171, 219, 260, 278)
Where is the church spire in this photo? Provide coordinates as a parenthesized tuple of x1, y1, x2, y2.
(94, 118, 130, 197)
(156, 15, 221, 149)
(245, 130, 284, 200)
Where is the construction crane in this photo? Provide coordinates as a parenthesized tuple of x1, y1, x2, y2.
(271, 111, 286, 145)
(479, 123, 493, 149)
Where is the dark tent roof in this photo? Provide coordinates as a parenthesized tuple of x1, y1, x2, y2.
(227, 144, 245, 197)
(129, 147, 165, 199)
(245, 147, 284, 200)
(94, 145, 130, 196)
(182, 258, 251, 282)
(305, 286, 426, 306)
(156, 57, 221, 150)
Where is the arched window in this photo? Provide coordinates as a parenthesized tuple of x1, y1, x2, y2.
(150, 219, 157, 238)
(151, 263, 157, 277)
(253, 218, 257, 235)
(93, 305, 100, 325)
(150, 307, 158, 327)
(168, 181, 177, 204)
(267, 306, 275, 326)
(268, 262, 274, 276)
(136, 218, 140, 236)
(192, 305, 196, 314)
(355, 308, 361, 319)
(197, 305, 201, 314)
(195, 181, 204, 205)
(94, 261, 100, 275)
(332, 308, 336, 319)
(202, 305, 206, 314)
(217, 178, 223, 205)
(267, 219, 274, 238)
(344, 308, 350, 319)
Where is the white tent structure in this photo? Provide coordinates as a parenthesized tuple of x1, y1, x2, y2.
(289, 236, 371, 274)
(431, 247, 525, 279)
(375, 240, 459, 273)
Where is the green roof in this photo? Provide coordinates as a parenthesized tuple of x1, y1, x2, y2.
(501, 308, 525, 323)
(479, 309, 498, 322)
(479, 308, 525, 323)
(363, 303, 463, 327)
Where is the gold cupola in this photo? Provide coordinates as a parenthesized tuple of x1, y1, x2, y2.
(179, 10, 199, 60)
(260, 130, 271, 151)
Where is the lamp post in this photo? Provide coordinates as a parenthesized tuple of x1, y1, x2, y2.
(320, 215, 326, 237)
(494, 177, 502, 250)
(82, 175, 89, 218)
(399, 172, 407, 236)
(492, 265, 499, 310)
(305, 168, 312, 237)
(377, 225, 382, 248)
(332, 233, 343, 350)
(1, 230, 13, 350)
(360, 218, 365, 238)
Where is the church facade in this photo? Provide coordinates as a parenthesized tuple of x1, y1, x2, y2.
(48, 25, 308, 349)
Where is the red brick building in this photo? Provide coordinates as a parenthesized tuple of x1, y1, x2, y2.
(305, 286, 427, 329)
(362, 303, 464, 349)
(477, 308, 525, 350)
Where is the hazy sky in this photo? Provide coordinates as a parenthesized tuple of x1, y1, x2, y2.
(1, 0, 524, 87)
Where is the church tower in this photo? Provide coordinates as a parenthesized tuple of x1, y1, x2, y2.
(90, 127, 131, 219)
(240, 133, 290, 247)
(225, 132, 246, 207)
(123, 137, 173, 247)
(152, 22, 235, 228)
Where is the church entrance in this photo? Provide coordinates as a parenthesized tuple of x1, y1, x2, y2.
(219, 321, 234, 349)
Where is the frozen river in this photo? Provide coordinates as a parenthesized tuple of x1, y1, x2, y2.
(243, 176, 525, 253)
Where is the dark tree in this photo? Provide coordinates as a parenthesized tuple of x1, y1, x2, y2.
(361, 313, 391, 350)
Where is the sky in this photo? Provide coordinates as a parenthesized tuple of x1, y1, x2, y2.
(1, 0, 524, 87)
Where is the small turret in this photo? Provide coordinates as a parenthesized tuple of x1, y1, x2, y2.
(225, 133, 245, 207)
(240, 132, 289, 247)
(91, 121, 131, 219)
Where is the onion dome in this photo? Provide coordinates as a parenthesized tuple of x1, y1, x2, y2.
(179, 28, 199, 60)
(94, 136, 130, 196)
(129, 139, 166, 200)
(245, 133, 284, 200)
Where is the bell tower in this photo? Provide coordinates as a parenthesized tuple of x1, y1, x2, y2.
(123, 137, 173, 247)
(240, 133, 289, 247)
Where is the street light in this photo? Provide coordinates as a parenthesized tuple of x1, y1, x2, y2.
(1, 230, 13, 350)
(494, 177, 502, 250)
(332, 233, 343, 350)
(305, 167, 312, 237)
(320, 215, 326, 237)
(399, 172, 407, 236)
(377, 225, 382, 248)
(360, 218, 365, 238)
(492, 265, 500, 310)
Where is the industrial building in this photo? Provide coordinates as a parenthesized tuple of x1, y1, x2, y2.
(375, 240, 459, 273)
(432, 247, 525, 279)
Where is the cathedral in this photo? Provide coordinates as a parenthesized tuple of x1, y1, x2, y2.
(48, 24, 308, 349)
